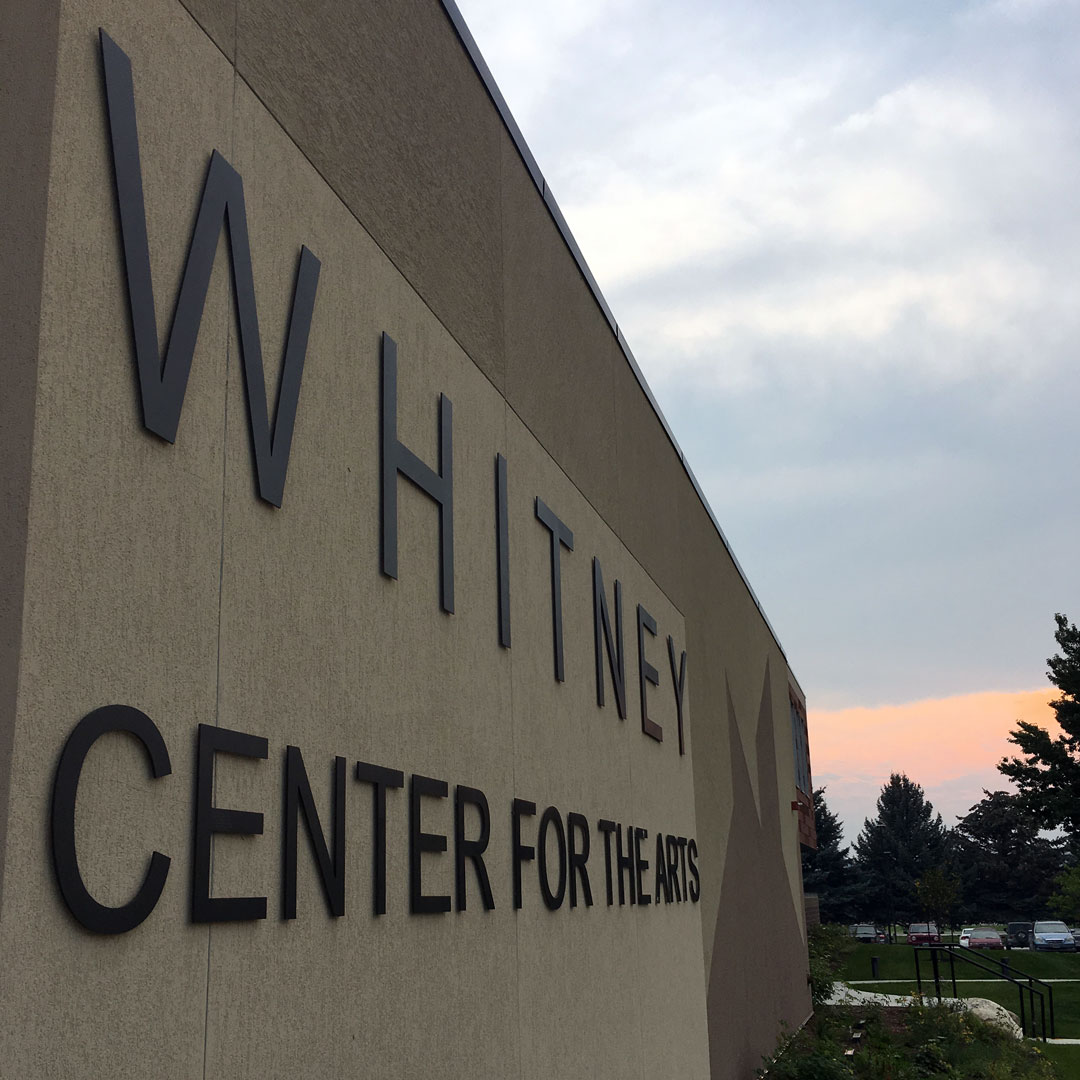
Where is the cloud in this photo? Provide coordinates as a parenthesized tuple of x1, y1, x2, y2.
(453, 0, 1080, 391)
(964, 0, 1080, 25)
(810, 688, 1058, 841)
(453, 0, 1080, 714)
(472, 2, 1080, 395)
(449, 0, 633, 128)
(565, 62, 1075, 392)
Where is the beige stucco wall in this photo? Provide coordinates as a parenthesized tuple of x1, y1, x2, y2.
(0, 0, 810, 1077)
(0, 0, 61, 923)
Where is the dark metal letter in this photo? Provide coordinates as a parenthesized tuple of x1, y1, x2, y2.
(666, 835, 682, 902)
(534, 497, 574, 681)
(380, 333, 454, 613)
(512, 798, 537, 909)
(688, 838, 700, 902)
(355, 761, 405, 916)
(454, 785, 494, 912)
(50, 705, 171, 934)
(409, 774, 452, 914)
(654, 832, 670, 904)
(592, 558, 627, 719)
(495, 454, 511, 648)
(634, 826, 651, 906)
(637, 604, 662, 742)
(100, 30, 321, 508)
(668, 636, 688, 755)
(567, 812, 593, 908)
(283, 747, 345, 919)
(537, 806, 567, 911)
(597, 818, 617, 906)
(678, 836, 689, 901)
(615, 823, 636, 906)
(192, 724, 269, 923)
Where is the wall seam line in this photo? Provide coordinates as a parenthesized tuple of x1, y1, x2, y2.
(178, 0, 791, 676)
(503, 401, 525, 1080)
(165, 17, 693, 624)
(202, 20, 240, 1079)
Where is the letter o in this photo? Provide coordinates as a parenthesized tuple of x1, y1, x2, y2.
(50, 704, 172, 933)
(537, 806, 567, 911)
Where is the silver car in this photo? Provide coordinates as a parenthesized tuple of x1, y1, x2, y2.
(1030, 920, 1076, 951)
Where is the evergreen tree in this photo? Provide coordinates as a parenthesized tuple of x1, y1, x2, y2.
(801, 787, 863, 923)
(853, 773, 947, 927)
(953, 790, 1063, 921)
(1000, 614, 1080, 837)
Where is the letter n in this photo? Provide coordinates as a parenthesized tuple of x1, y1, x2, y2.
(100, 29, 321, 507)
(593, 557, 627, 719)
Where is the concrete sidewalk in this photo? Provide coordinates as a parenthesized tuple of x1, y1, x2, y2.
(848, 978, 1080, 985)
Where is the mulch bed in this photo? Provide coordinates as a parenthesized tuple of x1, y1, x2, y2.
(810, 1004, 912, 1037)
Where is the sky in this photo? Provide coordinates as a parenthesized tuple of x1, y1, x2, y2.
(452, 0, 1080, 840)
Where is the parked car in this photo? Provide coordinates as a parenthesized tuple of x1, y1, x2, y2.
(958, 927, 973, 948)
(968, 927, 1005, 949)
(850, 924, 886, 943)
(907, 923, 941, 945)
(1006, 922, 1033, 949)
(1030, 921, 1076, 951)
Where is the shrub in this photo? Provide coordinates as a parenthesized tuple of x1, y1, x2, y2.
(762, 1003, 1054, 1080)
(808, 924, 854, 1009)
(769, 1046, 852, 1080)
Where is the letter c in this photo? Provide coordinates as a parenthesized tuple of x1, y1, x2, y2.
(50, 704, 171, 933)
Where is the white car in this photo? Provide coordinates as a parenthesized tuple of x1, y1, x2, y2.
(958, 927, 973, 948)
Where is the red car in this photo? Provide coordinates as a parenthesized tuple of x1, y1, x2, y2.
(968, 927, 1005, 949)
(907, 922, 941, 945)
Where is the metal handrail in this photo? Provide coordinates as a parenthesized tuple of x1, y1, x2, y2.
(912, 945, 1054, 1040)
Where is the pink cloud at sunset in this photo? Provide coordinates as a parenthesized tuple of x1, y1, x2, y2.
(808, 689, 1060, 843)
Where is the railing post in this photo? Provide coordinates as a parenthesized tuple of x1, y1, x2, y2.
(935, 941, 1057, 1040)
(914, 948, 922, 997)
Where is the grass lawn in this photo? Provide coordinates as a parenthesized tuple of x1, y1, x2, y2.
(1040, 1043, 1080, 1080)
(840, 944, 1080, 1038)
(843, 943, 1080, 982)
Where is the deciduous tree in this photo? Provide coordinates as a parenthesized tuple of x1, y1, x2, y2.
(917, 867, 961, 932)
(1048, 865, 1080, 925)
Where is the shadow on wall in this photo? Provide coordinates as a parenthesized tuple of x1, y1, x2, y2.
(708, 659, 808, 1080)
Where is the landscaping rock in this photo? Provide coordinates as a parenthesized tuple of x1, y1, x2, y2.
(826, 985, 1022, 1040)
(962, 998, 1023, 1041)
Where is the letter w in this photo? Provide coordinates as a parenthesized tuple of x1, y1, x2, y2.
(99, 29, 321, 507)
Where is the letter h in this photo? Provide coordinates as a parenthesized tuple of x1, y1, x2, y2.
(380, 333, 454, 613)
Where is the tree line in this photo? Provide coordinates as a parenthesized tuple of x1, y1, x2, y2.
(804, 613, 1080, 929)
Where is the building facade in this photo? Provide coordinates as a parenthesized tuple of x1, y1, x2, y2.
(0, 1, 812, 1076)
